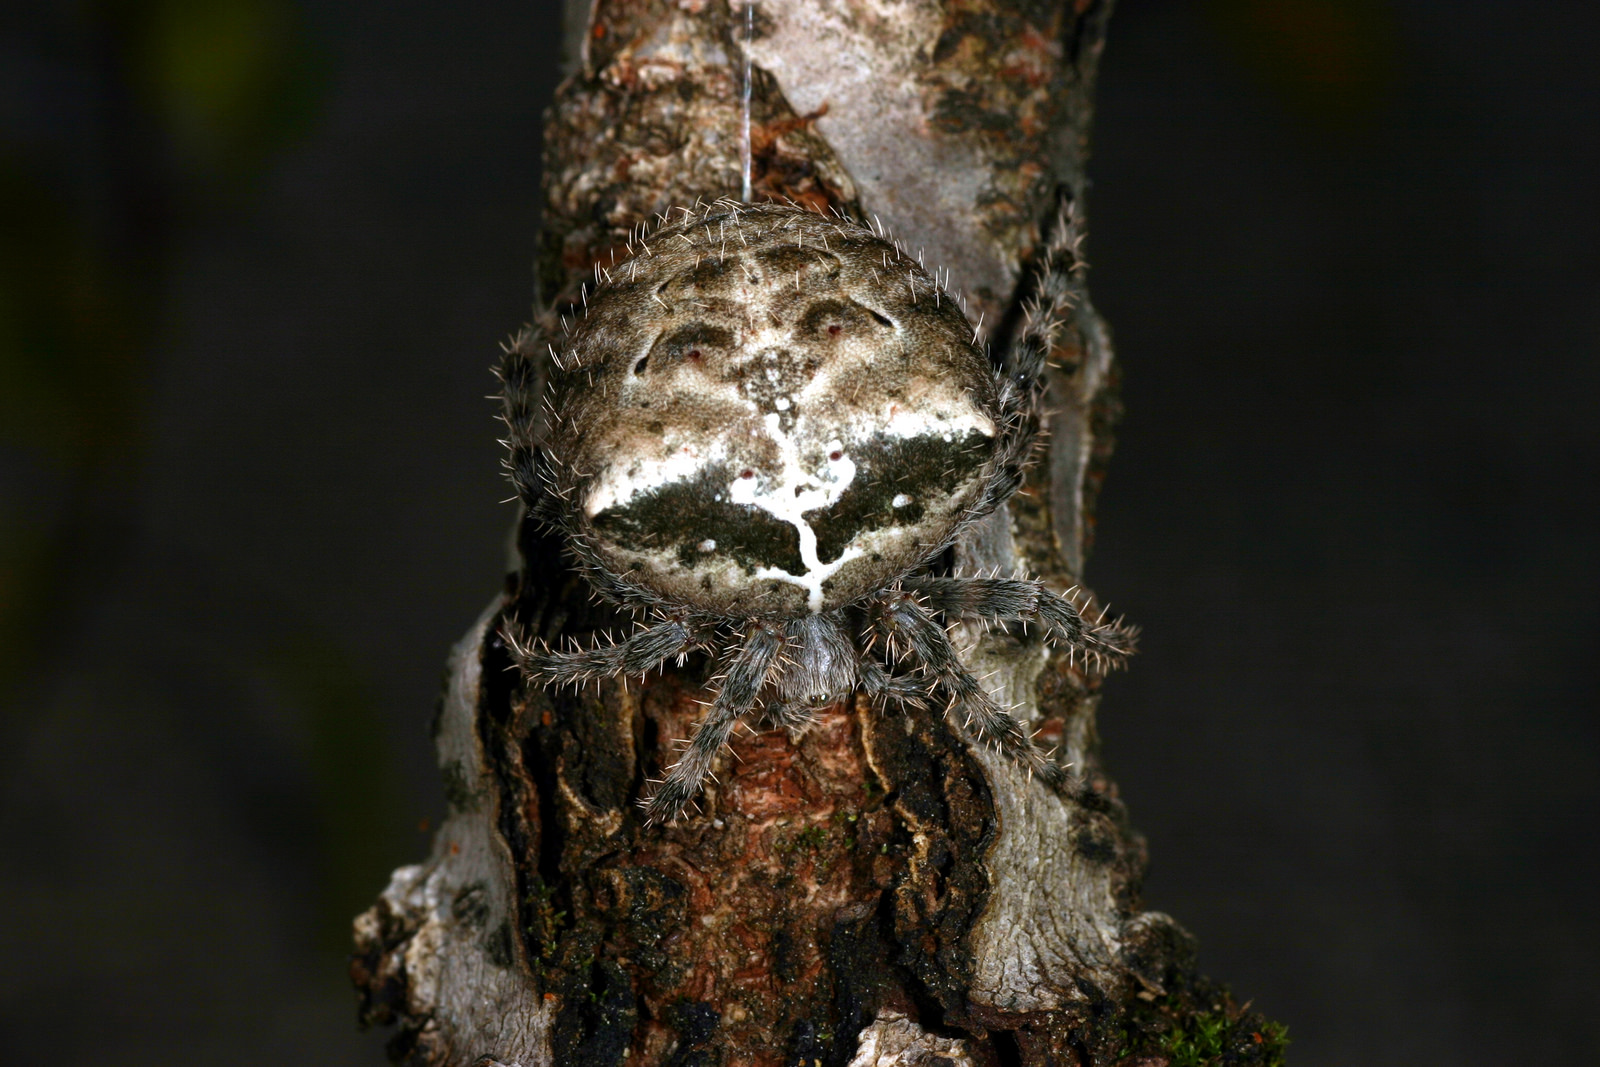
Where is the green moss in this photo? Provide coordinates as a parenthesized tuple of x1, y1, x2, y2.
(775, 823, 831, 853)
(1115, 989, 1289, 1067)
(524, 877, 568, 963)
(796, 825, 830, 850)
(1162, 1004, 1288, 1067)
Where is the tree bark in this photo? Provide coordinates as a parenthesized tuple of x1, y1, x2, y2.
(352, 2, 1287, 1064)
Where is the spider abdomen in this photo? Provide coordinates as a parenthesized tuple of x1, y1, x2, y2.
(542, 203, 1003, 617)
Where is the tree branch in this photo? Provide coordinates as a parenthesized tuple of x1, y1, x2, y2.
(352, 2, 1289, 1064)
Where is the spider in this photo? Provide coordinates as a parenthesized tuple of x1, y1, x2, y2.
(499, 200, 1135, 824)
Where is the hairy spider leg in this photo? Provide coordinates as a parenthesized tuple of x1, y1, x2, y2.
(900, 576, 1137, 670)
(956, 195, 1087, 532)
(643, 623, 786, 824)
(876, 593, 1065, 786)
(763, 699, 825, 734)
(513, 615, 703, 688)
(496, 330, 546, 512)
(857, 656, 933, 710)
(1007, 194, 1090, 386)
(1035, 588, 1138, 668)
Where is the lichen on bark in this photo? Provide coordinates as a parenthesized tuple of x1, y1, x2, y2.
(352, 2, 1288, 1064)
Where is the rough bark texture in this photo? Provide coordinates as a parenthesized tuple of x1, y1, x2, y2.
(352, 2, 1288, 1064)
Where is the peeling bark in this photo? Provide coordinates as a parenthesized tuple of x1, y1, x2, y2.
(353, 2, 1288, 1065)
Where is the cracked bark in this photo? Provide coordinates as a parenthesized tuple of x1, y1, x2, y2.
(352, 2, 1287, 1065)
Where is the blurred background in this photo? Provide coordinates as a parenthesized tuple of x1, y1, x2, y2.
(1, 0, 1594, 1063)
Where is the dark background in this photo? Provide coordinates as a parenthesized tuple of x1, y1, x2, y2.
(2, 1, 1595, 1063)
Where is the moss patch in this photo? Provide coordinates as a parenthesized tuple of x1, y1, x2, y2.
(1114, 977, 1289, 1067)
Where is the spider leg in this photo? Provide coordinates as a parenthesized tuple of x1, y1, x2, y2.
(506, 615, 703, 689)
(1035, 587, 1137, 669)
(877, 593, 1064, 786)
(1004, 194, 1088, 388)
(496, 325, 551, 517)
(857, 657, 932, 711)
(643, 622, 785, 824)
(901, 575, 1137, 673)
(952, 196, 1091, 538)
(764, 701, 819, 734)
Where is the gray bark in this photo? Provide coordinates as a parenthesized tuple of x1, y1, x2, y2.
(352, 2, 1287, 1064)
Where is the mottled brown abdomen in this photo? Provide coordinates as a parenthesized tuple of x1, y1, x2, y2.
(541, 203, 1001, 617)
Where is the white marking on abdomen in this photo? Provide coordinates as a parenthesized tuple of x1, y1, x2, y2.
(585, 438, 726, 516)
(729, 415, 862, 612)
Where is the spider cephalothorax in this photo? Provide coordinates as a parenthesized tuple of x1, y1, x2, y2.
(501, 200, 1134, 823)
